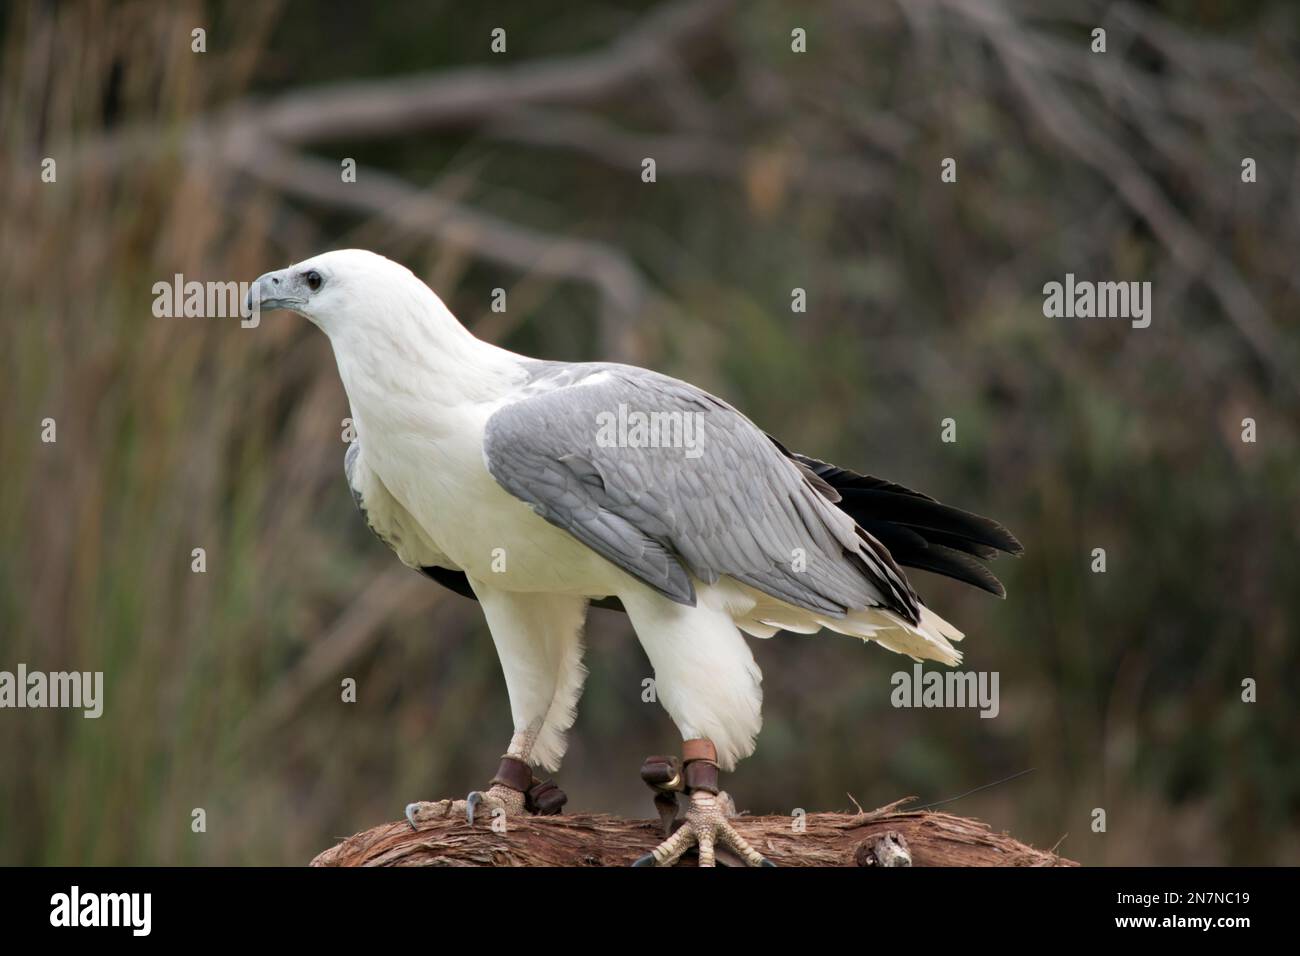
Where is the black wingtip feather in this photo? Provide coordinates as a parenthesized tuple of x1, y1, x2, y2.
(859, 522, 1010, 597)
(837, 487, 1025, 557)
(776, 443, 1023, 596)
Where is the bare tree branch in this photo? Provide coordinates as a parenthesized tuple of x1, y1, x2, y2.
(241, 0, 734, 144)
(478, 107, 890, 198)
(941, 0, 1295, 396)
(58, 0, 735, 361)
(217, 137, 650, 359)
(312, 803, 1078, 867)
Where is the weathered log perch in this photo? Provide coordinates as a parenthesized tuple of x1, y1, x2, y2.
(311, 799, 1076, 867)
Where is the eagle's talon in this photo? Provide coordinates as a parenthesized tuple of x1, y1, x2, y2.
(635, 790, 773, 867)
(403, 783, 529, 830)
(404, 798, 456, 829)
(654, 792, 680, 837)
(465, 790, 485, 826)
(465, 783, 527, 826)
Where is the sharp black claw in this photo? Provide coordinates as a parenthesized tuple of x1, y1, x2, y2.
(761, 858, 777, 867)
(632, 853, 657, 867)
(465, 791, 483, 825)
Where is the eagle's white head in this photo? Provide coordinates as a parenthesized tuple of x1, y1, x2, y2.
(250, 249, 440, 337)
(250, 249, 522, 405)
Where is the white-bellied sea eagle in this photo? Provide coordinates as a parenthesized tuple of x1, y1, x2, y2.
(250, 249, 1022, 867)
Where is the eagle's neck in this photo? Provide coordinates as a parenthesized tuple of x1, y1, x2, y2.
(326, 285, 524, 441)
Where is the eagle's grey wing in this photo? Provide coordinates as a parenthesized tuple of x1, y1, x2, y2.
(483, 364, 920, 621)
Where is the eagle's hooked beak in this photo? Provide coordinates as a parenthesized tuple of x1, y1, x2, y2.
(247, 269, 306, 313)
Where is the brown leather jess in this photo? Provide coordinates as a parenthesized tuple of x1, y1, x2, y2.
(682, 738, 720, 794)
(681, 738, 718, 764)
(641, 755, 684, 790)
(490, 755, 534, 792)
(491, 754, 568, 814)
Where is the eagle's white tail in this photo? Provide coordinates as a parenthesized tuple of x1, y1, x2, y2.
(723, 580, 966, 665)
(821, 604, 965, 665)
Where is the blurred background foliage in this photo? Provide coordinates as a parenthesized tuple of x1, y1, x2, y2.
(1, 0, 1297, 865)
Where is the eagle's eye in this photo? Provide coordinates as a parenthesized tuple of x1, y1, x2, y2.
(304, 270, 323, 292)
